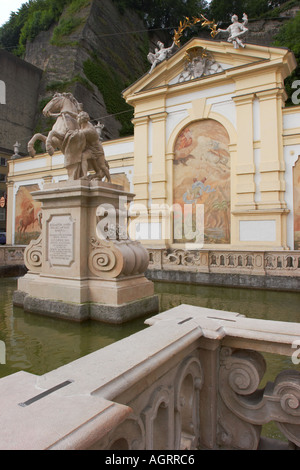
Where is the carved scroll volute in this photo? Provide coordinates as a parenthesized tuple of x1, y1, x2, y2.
(88, 236, 150, 279)
(218, 347, 266, 449)
(219, 348, 300, 449)
(219, 347, 266, 398)
(273, 370, 300, 447)
(88, 238, 124, 279)
(24, 235, 43, 273)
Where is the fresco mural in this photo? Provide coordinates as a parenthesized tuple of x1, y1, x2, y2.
(14, 184, 42, 245)
(173, 119, 230, 244)
(294, 156, 300, 250)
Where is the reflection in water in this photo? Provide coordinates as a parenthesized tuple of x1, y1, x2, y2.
(0, 277, 299, 442)
(0, 278, 149, 379)
(156, 282, 300, 324)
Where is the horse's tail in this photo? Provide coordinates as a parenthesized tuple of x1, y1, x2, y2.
(27, 134, 47, 157)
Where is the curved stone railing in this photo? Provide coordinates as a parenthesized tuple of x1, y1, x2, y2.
(0, 304, 299, 450)
(147, 249, 300, 292)
(0, 245, 26, 276)
(147, 248, 300, 276)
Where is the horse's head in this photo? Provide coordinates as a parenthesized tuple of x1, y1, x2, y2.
(43, 92, 83, 118)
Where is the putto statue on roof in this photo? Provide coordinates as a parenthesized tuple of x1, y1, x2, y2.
(147, 40, 177, 73)
(217, 13, 248, 49)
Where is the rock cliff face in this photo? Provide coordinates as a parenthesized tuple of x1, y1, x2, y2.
(6, 1, 299, 148)
(24, 0, 149, 141)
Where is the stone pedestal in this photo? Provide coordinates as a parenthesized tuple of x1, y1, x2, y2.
(13, 180, 158, 323)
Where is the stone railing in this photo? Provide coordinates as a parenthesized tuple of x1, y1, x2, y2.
(0, 245, 26, 276)
(0, 305, 299, 450)
(147, 248, 300, 276)
(146, 248, 300, 290)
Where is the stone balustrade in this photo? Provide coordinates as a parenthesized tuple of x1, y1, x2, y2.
(147, 248, 300, 290)
(0, 245, 26, 276)
(0, 304, 299, 450)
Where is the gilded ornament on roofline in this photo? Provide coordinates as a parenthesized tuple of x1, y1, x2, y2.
(173, 14, 219, 47)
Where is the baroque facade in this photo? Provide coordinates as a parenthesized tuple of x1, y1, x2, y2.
(5, 38, 300, 255)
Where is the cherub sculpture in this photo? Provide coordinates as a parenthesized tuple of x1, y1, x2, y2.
(147, 41, 177, 73)
(217, 13, 248, 49)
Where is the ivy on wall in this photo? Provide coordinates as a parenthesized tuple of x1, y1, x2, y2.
(0, 0, 91, 56)
(83, 57, 134, 136)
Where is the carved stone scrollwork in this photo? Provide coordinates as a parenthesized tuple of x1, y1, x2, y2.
(90, 416, 145, 450)
(142, 386, 173, 450)
(89, 237, 123, 278)
(218, 347, 300, 448)
(24, 235, 43, 273)
(272, 370, 300, 446)
(163, 249, 201, 267)
(218, 347, 265, 449)
(89, 236, 150, 279)
(220, 347, 266, 396)
(174, 356, 203, 450)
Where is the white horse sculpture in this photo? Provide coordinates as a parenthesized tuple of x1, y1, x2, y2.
(28, 92, 110, 181)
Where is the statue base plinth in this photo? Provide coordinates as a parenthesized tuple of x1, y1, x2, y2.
(13, 180, 159, 323)
(13, 290, 159, 324)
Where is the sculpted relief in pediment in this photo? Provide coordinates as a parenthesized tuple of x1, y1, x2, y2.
(176, 47, 224, 83)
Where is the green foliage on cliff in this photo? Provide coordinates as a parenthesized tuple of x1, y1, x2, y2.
(273, 10, 300, 56)
(209, 0, 297, 22)
(83, 57, 134, 136)
(112, 0, 209, 29)
(0, 0, 90, 55)
(273, 11, 300, 106)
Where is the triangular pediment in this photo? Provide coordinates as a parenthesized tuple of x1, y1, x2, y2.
(123, 37, 295, 100)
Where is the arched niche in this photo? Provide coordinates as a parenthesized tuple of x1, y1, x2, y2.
(173, 119, 231, 245)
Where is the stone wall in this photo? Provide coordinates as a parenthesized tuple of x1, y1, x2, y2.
(0, 50, 42, 155)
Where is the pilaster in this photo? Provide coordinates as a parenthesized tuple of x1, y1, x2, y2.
(232, 93, 256, 211)
(256, 88, 287, 210)
(150, 111, 168, 205)
(132, 115, 149, 207)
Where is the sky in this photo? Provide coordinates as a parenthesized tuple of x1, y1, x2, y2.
(0, 0, 26, 27)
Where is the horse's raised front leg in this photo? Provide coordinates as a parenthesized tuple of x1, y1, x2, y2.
(27, 134, 47, 157)
(46, 130, 64, 156)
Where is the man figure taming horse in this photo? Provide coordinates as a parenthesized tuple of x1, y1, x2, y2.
(27, 92, 111, 182)
(60, 108, 111, 181)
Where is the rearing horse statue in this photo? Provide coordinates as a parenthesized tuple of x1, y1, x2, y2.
(28, 92, 111, 181)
